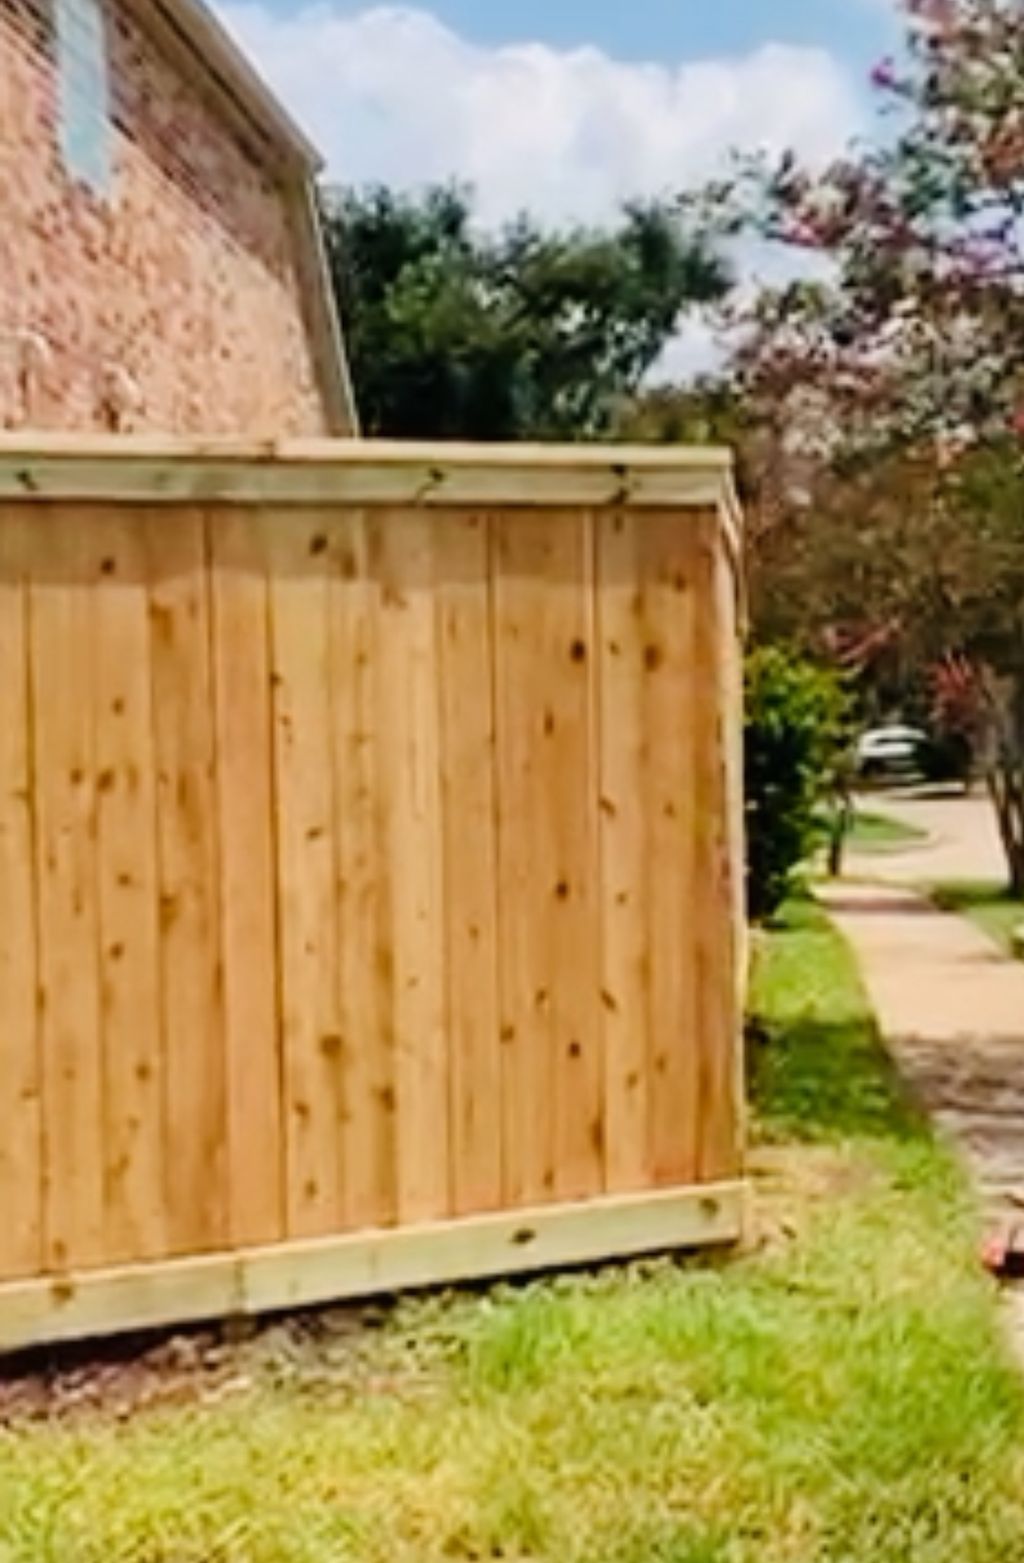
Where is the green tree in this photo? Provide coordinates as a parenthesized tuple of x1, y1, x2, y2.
(692, 0, 1024, 890)
(323, 185, 729, 440)
(614, 379, 747, 448)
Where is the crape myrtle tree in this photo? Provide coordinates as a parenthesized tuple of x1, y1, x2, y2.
(693, 0, 1024, 890)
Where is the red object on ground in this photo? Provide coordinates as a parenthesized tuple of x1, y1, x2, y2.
(981, 1225, 1024, 1280)
(982, 1230, 1009, 1275)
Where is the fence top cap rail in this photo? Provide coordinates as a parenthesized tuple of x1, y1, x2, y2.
(0, 433, 734, 469)
(0, 434, 740, 521)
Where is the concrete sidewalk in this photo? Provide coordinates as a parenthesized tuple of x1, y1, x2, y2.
(847, 791, 1005, 885)
(818, 880, 1024, 1221)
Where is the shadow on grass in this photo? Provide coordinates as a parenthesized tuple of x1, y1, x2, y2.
(931, 880, 1024, 958)
(932, 880, 1020, 915)
(820, 890, 939, 916)
(748, 899, 927, 1147)
(747, 1015, 926, 1146)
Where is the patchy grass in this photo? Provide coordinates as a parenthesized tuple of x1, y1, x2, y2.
(2, 903, 1023, 1562)
(748, 899, 923, 1145)
(845, 807, 927, 853)
(812, 804, 925, 869)
(932, 880, 1024, 958)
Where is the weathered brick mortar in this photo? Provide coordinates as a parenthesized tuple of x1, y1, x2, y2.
(0, 0, 329, 434)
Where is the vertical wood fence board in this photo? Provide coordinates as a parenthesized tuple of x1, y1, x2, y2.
(90, 514, 166, 1264)
(266, 512, 346, 1240)
(597, 511, 651, 1195)
(327, 510, 397, 1232)
(374, 510, 450, 1225)
(0, 445, 745, 1342)
(493, 513, 558, 1207)
(210, 513, 285, 1249)
(713, 510, 747, 1174)
(147, 511, 227, 1256)
(30, 514, 105, 1270)
(642, 518, 701, 1188)
(547, 511, 604, 1204)
(723, 525, 748, 1166)
(435, 511, 503, 1217)
(0, 514, 42, 1280)
(693, 521, 740, 1182)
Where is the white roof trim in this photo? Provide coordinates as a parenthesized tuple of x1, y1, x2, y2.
(149, 0, 322, 170)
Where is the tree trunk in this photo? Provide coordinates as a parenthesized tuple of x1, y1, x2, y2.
(827, 781, 853, 880)
(988, 761, 1024, 898)
(981, 664, 1024, 899)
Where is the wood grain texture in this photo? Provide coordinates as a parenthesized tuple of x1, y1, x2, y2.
(701, 514, 745, 1179)
(29, 514, 105, 1271)
(0, 1182, 746, 1356)
(90, 515, 165, 1264)
(642, 518, 701, 1189)
(266, 512, 346, 1240)
(493, 513, 557, 1207)
(546, 512, 603, 1203)
(435, 511, 502, 1216)
(147, 511, 227, 1257)
(0, 514, 41, 1280)
(0, 436, 735, 514)
(0, 474, 744, 1336)
(374, 511, 449, 1224)
(492, 511, 604, 1206)
(327, 511, 396, 1231)
(597, 511, 650, 1195)
(210, 514, 285, 1248)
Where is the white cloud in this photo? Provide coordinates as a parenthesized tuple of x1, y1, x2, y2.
(651, 240, 838, 382)
(216, 3, 865, 227)
(652, 312, 722, 382)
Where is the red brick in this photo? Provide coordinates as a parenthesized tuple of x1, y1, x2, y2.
(1, 0, 332, 434)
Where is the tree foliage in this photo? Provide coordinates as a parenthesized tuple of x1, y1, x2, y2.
(745, 648, 849, 921)
(323, 185, 729, 440)
(707, 0, 1023, 451)
(694, 0, 1024, 889)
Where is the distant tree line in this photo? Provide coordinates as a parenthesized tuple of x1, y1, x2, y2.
(321, 184, 728, 441)
(322, 1, 1024, 903)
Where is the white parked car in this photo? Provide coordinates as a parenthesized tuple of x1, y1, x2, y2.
(855, 725, 928, 780)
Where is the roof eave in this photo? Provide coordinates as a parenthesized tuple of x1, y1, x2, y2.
(150, 0, 322, 172)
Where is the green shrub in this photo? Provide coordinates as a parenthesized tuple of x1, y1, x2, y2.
(745, 646, 848, 921)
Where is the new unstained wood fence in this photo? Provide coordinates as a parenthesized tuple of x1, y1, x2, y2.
(0, 437, 745, 1353)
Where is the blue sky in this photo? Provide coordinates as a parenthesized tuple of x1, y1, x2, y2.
(217, 0, 900, 375)
(219, 1, 898, 227)
(257, 0, 895, 71)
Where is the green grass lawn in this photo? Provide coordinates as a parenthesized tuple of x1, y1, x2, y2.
(932, 881, 1024, 958)
(845, 807, 927, 853)
(2, 904, 1023, 1562)
(813, 805, 926, 866)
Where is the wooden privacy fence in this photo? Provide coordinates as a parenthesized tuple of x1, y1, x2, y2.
(0, 436, 745, 1353)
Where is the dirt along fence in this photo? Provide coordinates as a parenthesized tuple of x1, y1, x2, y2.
(0, 435, 746, 1354)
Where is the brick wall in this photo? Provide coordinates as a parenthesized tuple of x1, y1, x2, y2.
(0, 0, 332, 435)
